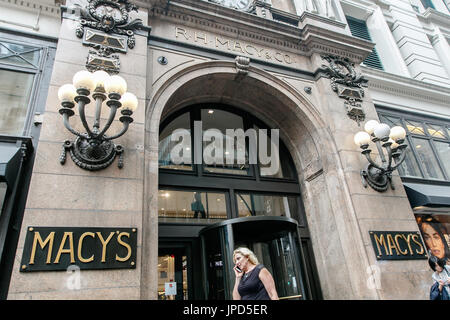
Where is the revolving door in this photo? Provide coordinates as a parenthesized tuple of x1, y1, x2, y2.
(199, 216, 307, 300)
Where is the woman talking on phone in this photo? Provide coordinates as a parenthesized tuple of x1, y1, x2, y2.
(232, 247, 279, 300)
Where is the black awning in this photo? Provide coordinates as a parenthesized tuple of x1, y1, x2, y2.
(403, 182, 450, 208)
(0, 142, 22, 188)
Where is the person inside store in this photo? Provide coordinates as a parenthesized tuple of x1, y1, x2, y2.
(191, 192, 206, 219)
(417, 215, 450, 264)
(232, 247, 279, 300)
(429, 255, 450, 300)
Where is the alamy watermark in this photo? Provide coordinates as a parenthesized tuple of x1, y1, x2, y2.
(167, 121, 280, 175)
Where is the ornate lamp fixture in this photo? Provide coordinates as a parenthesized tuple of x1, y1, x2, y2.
(58, 70, 138, 170)
(354, 120, 408, 192)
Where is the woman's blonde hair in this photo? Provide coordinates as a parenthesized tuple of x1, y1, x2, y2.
(233, 247, 259, 265)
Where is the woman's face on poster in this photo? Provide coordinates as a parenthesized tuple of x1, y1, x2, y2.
(422, 223, 445, 259)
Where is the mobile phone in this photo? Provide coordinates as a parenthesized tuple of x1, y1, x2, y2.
(236, 266, 242, 273)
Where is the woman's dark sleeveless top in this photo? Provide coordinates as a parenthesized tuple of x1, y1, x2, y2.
(238, 264, 271, 300)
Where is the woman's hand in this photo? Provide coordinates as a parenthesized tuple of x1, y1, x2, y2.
(439, 280, 445, 291)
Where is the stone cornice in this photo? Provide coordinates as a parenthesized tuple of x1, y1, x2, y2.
(148, 0, 373, 63)
(420, 8, 450, 26)
(301, 24, 373, 63)
(0, 0, 61, 17)
(363, 66, 450, 106)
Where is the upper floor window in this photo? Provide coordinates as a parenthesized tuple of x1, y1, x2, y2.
(345, 16, 384, 71)
(0, 38, 46, 136)
(421, 0, 436, 9)
(377, 109, 450, 181)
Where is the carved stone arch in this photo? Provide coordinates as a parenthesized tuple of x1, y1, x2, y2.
(141, 60, 378, 300)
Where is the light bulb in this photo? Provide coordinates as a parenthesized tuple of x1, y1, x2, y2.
(72, 70, 95, 91)
(354, 131, 371, 147)
(388, 138, 400, 150)
(364, 120, 379, 135)
(92, 70, 110, 90)
(374, 123, 391, 139)
(58, 84, 77, 102)
(120, 92, 138, 112)
(390, 126, 406, 141)
(104, 75, 127, 95)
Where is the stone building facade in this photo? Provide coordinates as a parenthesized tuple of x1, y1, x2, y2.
(0, 0, 449, 300)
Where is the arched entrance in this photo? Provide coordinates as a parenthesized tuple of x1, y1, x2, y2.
(142, 60, 373, 300)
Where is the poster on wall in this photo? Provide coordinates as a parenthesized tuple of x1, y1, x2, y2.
(416, 215, 450, 263)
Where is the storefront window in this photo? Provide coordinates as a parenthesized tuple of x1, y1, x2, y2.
(159, 112, 192, 171)
(0, 39, 42, 136)
(377, 109, 450, 181)
(0, 70, 34, 135)
(158, 189, 227, 220)
(405, 120, 426, 135)
(237, 193, 299, 220)
(159, 105, 298, 181)
(426, 124, 446, 139)
(433, 141, 450, 177)
(201, 109, 249, 175)
(411, 137, 444, 180)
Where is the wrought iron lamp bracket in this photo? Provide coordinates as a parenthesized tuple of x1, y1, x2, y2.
(59, 85, 134, 171)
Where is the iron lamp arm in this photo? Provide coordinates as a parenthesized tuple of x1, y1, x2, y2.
(391, 146, 408, 171)
(104, 120, 130, 141)
(362, 149, 385, 171)
(75, 95, 94, 138)
(62, 112, 88, 139)
(97, 104, 119, 138)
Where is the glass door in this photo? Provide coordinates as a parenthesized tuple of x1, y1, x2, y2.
(158, 248, 189, 300)
(200, 216, 307, 300)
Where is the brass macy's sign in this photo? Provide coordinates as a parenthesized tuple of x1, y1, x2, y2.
(369, 231, 427, 260)
(20, 227, 137, 272)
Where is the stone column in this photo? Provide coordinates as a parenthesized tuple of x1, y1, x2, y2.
(7, 0, 148, 299)
(309, 53, 430, 299)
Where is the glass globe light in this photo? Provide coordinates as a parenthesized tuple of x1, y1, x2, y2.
(374, 123, 391, 139)
(364, 120, 380, 135)
(58, 84, 77, 102)
(120, 92, 138, 112)
(72, 70, 95, 91)
(390, 126, 406, 141)
(92, 70, 110, 90)
(354, 131, 371, 147)
(104, 75, 127, 95)
(388, 138, 400, 150)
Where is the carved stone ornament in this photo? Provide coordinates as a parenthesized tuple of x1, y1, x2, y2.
(75, 0, 143, 50)
(321, 55, 368, 125)
(209, 0, 255, 13)
(86, 45, 121, 74)
(235, 56, 250, 79)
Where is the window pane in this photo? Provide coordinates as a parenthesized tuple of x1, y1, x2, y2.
(0, 42, 40, 68)
(379, 114, 402, 128)
(159, 112, 192, 170)
(411, 137, 444, 180)
(405, 120, 425, 135)
(0, 182, 7, 212)
(202, 109, 249, 175)
(158, 190, 227, 220)
(396, 143, 422, 178)
(433, 141, 450, 178)
(0, 69, 34, 135)
(237, 193, 299, 220)
(426, 124, 446, 139)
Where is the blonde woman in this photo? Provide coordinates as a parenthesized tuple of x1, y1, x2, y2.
(232, 247, 279, 300)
